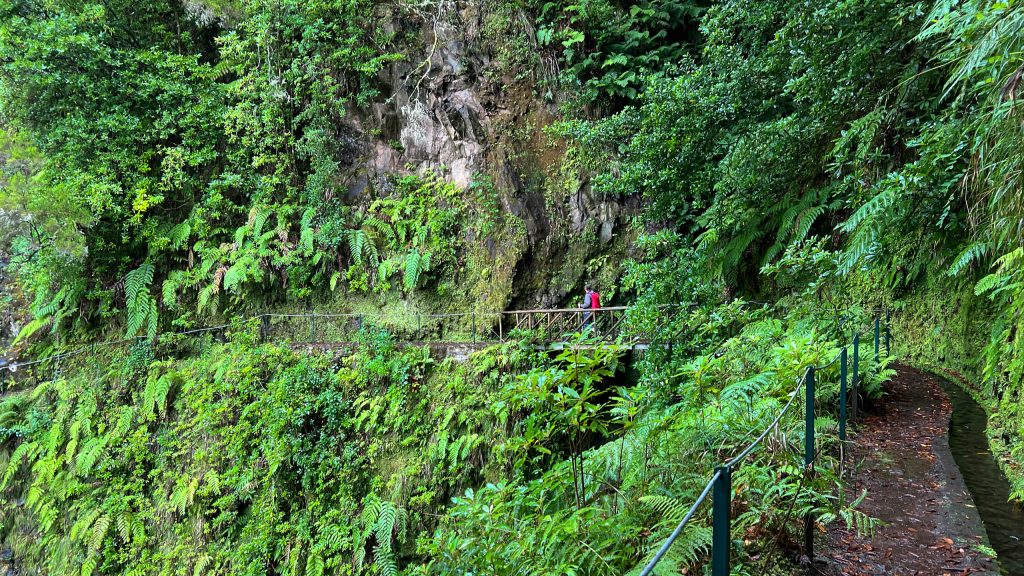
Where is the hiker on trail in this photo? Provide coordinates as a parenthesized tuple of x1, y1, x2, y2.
(581, 285, 601, 329)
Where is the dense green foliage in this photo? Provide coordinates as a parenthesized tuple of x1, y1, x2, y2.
(0, 0, 410, 335)
(555, 0, 1024, 496)
(0, 306, 888, 575)
(533, 0, 706, 105)
(3, 0, 1024, 573)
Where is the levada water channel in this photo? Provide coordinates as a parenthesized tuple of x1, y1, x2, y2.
(940, 377, 1024, 574)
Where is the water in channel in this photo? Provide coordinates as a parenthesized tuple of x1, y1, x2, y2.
(940, 379, 1024, 575)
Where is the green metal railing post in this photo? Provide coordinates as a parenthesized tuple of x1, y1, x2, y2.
(885, 310, 891, 357)
(712, 466, 732, 576)
(472, 311, 477, 343)
(804, 365, 816, 558)
(260, 315, 270, 343)
(874, 317, 880, 363)
(852, 334, 860, 423)
(310, 312, 316, 342)
(839, 347, 848, 442)
(805, 366, 815, 466)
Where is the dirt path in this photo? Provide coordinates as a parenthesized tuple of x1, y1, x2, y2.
(824, 365, 998, 575)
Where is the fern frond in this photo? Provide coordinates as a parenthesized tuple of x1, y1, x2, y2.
(89, 514, 111, 556)
(948, 241, 990, 277)
(403, 250, 422, 291)
(125, 263, 156, 338)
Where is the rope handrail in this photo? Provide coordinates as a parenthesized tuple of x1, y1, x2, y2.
(638, 367, 813, 575)
(500, 306, 629, 314)
(725, 369, 809, 469)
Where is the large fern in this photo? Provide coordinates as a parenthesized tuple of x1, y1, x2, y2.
(124, 263, 157, 338)
(353, 497, 404, 576)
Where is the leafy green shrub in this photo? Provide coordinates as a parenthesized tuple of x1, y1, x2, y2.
(534, 0, 705, 105)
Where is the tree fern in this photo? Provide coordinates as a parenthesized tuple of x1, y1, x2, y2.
(193, 554, 211, 576)
(363, 216, 396, 247)
(353, 497, 404, 575)
(762, 189, 830, 266)
(162, 271, 184, 307)
(142, 372, 174, 418)
(197, 283, 216, 313)
(13, 316, 54, 345)
(2, 440, 38, 489)
(639, 494, 693, 524)
(305, 553, 324, 576)
(222, 262, 246, 293)
(251, 207, 271, 239)
(840, 187, 896, 234)
(75, 438, 105, 477)
(166, 222, 192, 250)
(70, 507, 102, 544)
(347, 228, 367, 265)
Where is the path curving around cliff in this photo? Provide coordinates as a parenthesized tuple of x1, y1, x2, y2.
(823, 365, 999, 575)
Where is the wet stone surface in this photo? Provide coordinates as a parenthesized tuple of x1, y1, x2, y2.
(824, 365, 999, 575)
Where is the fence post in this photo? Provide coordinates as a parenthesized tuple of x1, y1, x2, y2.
(261, 315, 270, 343)
(885, 310, 891, 357)
(712, 466, 732, 576)
(840, 347, 848, 442)
(310, 311, 316, 343)
(804, 365, 816, 559)
(805, 366, 815, 467)
(852, 334, 859, 423)
(874, 317, 880, 363)
(472, 311, 477, 343)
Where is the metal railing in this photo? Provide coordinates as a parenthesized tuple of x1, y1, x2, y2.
(257, 306, 639, 345)
(638, 311, 891, 575)
(0, 303, 705, 391)
(0, 301, 894, 573)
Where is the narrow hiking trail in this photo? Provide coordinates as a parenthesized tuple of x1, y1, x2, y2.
(824, 365, 998, 575)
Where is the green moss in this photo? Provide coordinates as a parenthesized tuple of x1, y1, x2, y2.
(881, 273, 1024, 501)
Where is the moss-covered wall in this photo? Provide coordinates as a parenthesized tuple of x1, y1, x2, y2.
(887, 274, 1024, 499)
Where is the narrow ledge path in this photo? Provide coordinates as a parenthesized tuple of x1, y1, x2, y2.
(824, 365, 998, 575)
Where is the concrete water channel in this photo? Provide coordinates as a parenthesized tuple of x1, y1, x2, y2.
(941, 378, 1024, 575)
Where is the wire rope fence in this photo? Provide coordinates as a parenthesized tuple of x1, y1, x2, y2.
(0, 302, 710, 392)
(0, 300, 894, 573)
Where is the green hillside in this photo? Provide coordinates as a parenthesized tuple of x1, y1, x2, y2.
(0, 1, 1022, 574)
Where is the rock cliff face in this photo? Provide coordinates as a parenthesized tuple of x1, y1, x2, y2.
(340, 1, 638, 308)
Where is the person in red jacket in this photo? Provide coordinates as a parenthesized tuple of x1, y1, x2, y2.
(581, 285, 601, 330)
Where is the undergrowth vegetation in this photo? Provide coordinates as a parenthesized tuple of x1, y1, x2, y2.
(0, 301, 890, 575)
(3, 0, 1024, 573)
